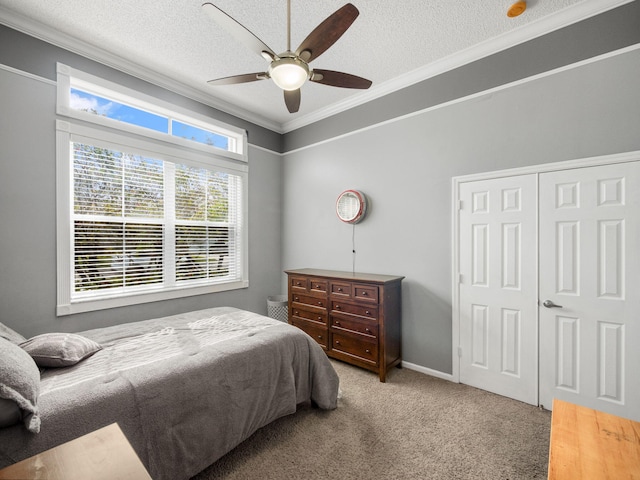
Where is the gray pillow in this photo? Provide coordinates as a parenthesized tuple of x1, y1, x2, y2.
(0, 337, 41, 433)
(0, 322, 26, 345)
(20, 333, 102, 368)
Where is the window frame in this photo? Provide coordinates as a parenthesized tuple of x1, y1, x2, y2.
(57, 63, 246, 160)
(56, 65, 249, 316)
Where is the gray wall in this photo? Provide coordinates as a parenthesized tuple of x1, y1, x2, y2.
(281, 47, 640, 374)
(0, 33, 283, 338)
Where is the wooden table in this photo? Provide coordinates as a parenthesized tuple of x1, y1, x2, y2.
(548, 399, 640, 479)
(0, 423, 152, 480)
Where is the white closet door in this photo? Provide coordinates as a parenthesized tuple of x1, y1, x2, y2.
(539, 162, 640, 420)
(459, 175, 538, 405)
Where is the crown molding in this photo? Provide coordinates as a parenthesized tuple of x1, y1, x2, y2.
(0, 6, 284, 134)
(281, 0, 634, 133)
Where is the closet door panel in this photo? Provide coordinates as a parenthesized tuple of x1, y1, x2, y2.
(539, 162, 640, 421)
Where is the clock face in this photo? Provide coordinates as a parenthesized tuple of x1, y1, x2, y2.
(336, 190, 367, 224)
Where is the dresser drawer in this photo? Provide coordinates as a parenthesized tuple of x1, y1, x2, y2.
(329, 281, 352, 298)
(291, 307, 327, 325)
(353, 284, 378, 303)
(292, 293, 328, 310)
(290, 275, 308, 292)
(332, 332, 378, 364)
(331, 301, 378, 320)
(331, 314, 377, 338)
(309, 279, 328, 295)
(292, 318, 328, 349)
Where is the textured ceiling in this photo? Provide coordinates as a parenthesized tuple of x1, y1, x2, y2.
(0, 0, 628, 132)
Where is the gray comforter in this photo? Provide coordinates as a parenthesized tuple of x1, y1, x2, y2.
(0, 307, 339, 479)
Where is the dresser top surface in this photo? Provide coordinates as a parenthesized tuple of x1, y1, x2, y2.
(285, 268, 404, 284)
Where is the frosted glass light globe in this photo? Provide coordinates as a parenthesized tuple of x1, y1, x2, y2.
(269, 57, 309, 91)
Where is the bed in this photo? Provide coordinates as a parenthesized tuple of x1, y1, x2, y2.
(0, 306, 339, 479)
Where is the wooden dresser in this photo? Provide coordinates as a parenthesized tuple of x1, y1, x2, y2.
(285, 268, 404, 382)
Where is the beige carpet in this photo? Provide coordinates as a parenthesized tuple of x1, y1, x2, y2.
(192, 360, 551, 480)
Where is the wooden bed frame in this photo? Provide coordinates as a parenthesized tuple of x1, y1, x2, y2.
(548, 399, 640, 479)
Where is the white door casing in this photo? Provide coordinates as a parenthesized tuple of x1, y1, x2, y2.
(538, 162, 640, 420)
(458, 175, 538, 405)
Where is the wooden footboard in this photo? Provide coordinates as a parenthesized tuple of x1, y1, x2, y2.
(0, 424, 151, 480)
(548, 399, 640, 479)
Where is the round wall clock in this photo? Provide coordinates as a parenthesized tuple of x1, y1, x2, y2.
(336, 190, 367, 224)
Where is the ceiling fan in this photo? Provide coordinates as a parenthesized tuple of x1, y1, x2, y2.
(202, 1, 372, 113)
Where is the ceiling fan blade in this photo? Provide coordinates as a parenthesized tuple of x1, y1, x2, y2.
(310, 69, 372, 89)
(202, 3, 277, 61)
(284, 89, 301, 113)
(207, 73, 268, 86)
(295, 3, 359, 63)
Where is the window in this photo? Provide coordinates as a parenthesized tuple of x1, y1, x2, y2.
(56, 64, 248, 315)
(68, 87, 232, 150)
(70, 87, 169, 133)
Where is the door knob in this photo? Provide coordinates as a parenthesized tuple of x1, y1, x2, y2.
(543, 300, 563, 308)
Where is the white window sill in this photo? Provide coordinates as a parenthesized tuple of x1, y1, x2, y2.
(57, 280, 249, 316)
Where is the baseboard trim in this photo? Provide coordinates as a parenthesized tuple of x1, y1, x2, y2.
(401, 361, 456, 382)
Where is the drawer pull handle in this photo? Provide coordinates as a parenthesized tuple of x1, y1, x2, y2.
(296, 282, 301, 286)
(317, 335, 323, 339)
(365, 349, 371, 354)
(318, 316, 322, 321)
(362, 291, 368, 296)
(335, 304, 341, 310)
(365, 310, 371, 315)
(335, 340, 341, 345)
(318, 301, 323, 306)
(315, 284, 320, 288)
(294, 297, 299, 301)
(365, 328, 370, 333)
(337, 287, 343, 292)
(335, 321, 341, 326)
(294, 310, 299, 315)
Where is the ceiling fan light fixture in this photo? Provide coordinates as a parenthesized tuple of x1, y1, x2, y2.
(269, 56, 309, 91)
(202, 2, 371, 112)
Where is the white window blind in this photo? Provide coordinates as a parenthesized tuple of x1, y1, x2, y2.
(73, 143, 165, 295)
(67, 137, 245, 307)
(174, 165, 241, 284)
(57, 135, 248, 315)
